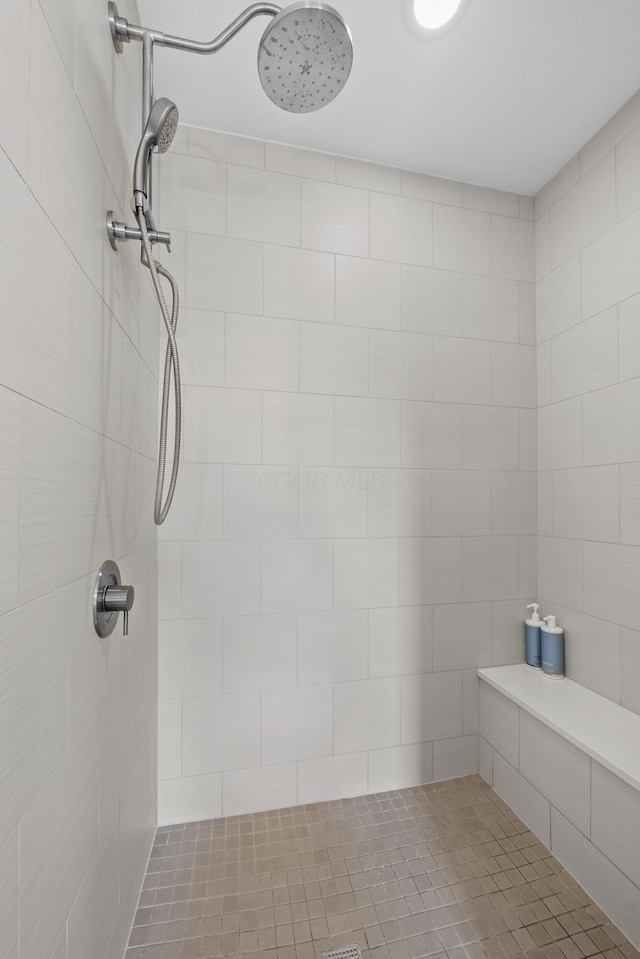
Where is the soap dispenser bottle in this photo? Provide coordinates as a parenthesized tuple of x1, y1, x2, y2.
(525, 603, 542, 669)
(541, 615, 564, 679)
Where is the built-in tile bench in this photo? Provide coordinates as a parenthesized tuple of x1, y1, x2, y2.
(478, 664, 640, 949)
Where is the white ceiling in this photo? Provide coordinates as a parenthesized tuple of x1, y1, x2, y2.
(136, 0, 640, 195)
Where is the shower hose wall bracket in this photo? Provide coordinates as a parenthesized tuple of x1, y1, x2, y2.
(106, 212, 172, 252)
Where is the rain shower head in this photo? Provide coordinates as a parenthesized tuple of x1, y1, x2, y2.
(133, 97, 179, 208)
(257, 1, 353, 113)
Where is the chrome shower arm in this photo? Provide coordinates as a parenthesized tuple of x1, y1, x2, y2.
(109, 3, 282, 55)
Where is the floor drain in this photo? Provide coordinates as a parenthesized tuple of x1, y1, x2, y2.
(321, 948, 362, 959)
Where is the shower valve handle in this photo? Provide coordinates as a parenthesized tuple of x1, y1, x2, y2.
(93, 560, 135, 638)
(102, 585, 135, 636)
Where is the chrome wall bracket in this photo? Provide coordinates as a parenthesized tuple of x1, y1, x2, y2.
(106, 211, 171, 252)
(108, 1, 129, 52)
(93, 560, 135, 637)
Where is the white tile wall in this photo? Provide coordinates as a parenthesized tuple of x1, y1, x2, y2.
(519, 713, 591, 836)
(334, 678, 401, 754)
(226, 314, 299, 392)
(581, 208, 640, 320)
(431, 471, 491, 537)
(583, 379, 640, 466)
(298, 467, 368, 538)
(618, 293, 640, 383)
(401, 265, 462, 336)
(368, 468, 431, 538)
(621, 627, 640, 715)
(432, 603, 492, 670)
(491, 344, 536, 408)
(551, 809, 640, 948)
(401, 671, 463, 744)
(538, 536, 584, 610)
(185, 387, 262, 464)
(370, 193, 433, 266)
(403, 170, 462, 206)
(266, 142, 333, 179)
(223, 613, 297, 692)
(432, 338, 492, 405)
(584, 541, 640, 630)
(462, 275, 520, 342)
(159, 618, 222, 700)
(301, 179, 369, 256)
(554, 466, 620, 544)
(551, 308, 618, 402)
(264, 244, 335, 323)
(1, 0, 29, 177)
(227, 166, 300, 246)
(432, 736, 478, 780)
(298, 753, 368, 804)
(301, 323, 368, 396)
(554, 605, 621, 703)
(158, 127, 536, 822)
(224, 465, 298, 540)
(492, 216, 534, 282)
(433, 205, 491, 274)
(462, 406, 520, 470)
(592, 762, 640, 887)
(262, 539, 333, 613)
(337, 256, 401, 329)
(335, 397, 401, 467)
(263, 391, 333, 465)
(402, 402, 462, 469)
(399, 537, 462, 606)
(333, 538, 399, 609)
(183, 541, 261, 618)
(0, 830, 18, 959)
(368, 743, 433, 793)
(369, 606, 432, 678)
(186, 233, 263, 314)
(478, 682, 519, 766)
(491, 751, 551, 846)
(0, 5, 157, 955)
(537, 399, 582, 471)
(182, 693, 260, 775)
(222, 764, 297, 817)
(479, 669, 640, 949)
(298, 610, 368, 684)
(369, 330, 433, 401)
(158, 774, 222, 826)
(549, 152, 615, 269)
(158, 700, 182, 781)
(159, 151, 226, 236)
(262, 684, 333, 765)
(536, 255, 581, 343)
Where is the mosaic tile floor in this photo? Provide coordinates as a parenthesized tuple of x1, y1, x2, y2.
(125, 775, 640, 959)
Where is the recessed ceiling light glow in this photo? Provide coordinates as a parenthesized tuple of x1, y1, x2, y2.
(414, 0, 462, 30)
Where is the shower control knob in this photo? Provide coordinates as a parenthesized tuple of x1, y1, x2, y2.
(93, 560, 135, 637)
(102, 585, 135, 636)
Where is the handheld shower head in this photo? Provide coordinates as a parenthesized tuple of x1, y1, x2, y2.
(133, 97, 179, 209)
(258, 1, 353, 113)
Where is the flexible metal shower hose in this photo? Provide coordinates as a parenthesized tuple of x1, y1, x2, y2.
(137, 209, 182, 525)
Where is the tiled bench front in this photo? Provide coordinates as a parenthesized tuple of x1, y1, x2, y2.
(478, 664, 640, 949)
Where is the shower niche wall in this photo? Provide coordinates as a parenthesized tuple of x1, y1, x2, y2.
(154, 126, 537, 824)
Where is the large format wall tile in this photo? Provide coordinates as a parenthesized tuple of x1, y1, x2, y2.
(158, 126, 538, 825)
(591, 763, 640, 887)
(519, 713, 591, 837)
(492, 750, 551, 846)
(551, 809, 640, 948)
(0, 2, 159, 954)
